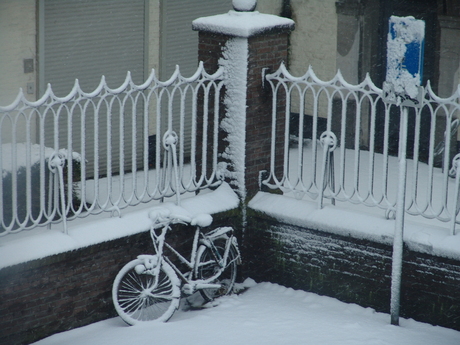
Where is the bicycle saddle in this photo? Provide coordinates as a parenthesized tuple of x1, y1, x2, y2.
(149, 205, 213, 228)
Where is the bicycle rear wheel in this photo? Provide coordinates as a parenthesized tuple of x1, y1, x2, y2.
(195, 239, 238, 302)
(112, 258, 180, 325)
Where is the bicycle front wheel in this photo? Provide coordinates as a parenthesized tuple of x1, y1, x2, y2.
(112, 258, 180, 325)
(195, 239, 238, 302)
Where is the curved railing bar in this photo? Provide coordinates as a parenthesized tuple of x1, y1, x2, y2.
(0, 62, 226, 236)
(263, 63, 460, 232)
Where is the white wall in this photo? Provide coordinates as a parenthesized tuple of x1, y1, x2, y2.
(0, 0, 36, 107)
(0, 0, 341, 140)
(0, 0, 339, 107)
(288, 0, 338, 118)
(0, 0, 36, 144)
(256, 0, 283, 15)
(147, 0, 161, 135)
(336, 12, 360, 85)
(257, 0, 339, 80)
(148, 0, 161, 73)
(290, 0, 337, 79)
(0, 0, 162, 142)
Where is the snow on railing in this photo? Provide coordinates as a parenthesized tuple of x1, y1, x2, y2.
(0, 62, 225, 236)
(264, 63, 460, 235)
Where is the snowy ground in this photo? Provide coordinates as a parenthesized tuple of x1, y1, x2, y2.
(33, 279, 460, 345)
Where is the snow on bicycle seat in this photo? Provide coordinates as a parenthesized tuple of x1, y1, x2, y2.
(190, 213, 213, 227)
(148, 203, 213, 227)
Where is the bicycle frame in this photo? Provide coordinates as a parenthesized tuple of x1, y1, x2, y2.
(112, 209, 241, 324)
(148, 217, 239, 294)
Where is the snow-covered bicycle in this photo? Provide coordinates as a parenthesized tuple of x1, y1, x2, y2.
(112, 206, 241, 325)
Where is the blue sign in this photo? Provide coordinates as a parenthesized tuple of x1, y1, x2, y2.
(384, 16, 425, 105)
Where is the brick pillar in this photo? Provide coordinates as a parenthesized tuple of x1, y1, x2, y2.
(193, 3, 294, 201)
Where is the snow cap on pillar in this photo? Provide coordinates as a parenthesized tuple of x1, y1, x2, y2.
(192, 1, 294, 38)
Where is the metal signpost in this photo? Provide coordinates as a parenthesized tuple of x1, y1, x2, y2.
(384, 15, 425, 326)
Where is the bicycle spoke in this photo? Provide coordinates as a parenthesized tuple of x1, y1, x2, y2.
(113, 259, 180, 324)
(121, 296, 143, 313)
(148, 291, 175, 301)
(196, 240, 238, 302)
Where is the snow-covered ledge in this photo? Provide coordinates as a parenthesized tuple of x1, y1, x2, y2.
(249, 191, 460, 261)
(0, 183, 239, 269)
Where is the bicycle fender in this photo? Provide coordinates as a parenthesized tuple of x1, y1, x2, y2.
(205, 226, 233, 240)
(231, 237, 243, 265)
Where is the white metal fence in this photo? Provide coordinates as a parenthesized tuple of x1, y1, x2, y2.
(263, 63, 460, 235)
(0, 62, 225, 236)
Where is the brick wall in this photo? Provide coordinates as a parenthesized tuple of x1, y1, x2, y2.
(2, 202, 460, 344)
(0, 231, 152, 345)
(242, 210, 460, 331)
(0, 210, 241, 345)
(0, 1, 36, 109)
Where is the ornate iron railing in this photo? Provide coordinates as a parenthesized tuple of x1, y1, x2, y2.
(264, 63, 460, 235)
(0, 62, 225, 235)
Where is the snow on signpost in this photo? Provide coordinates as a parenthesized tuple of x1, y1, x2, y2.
(383, 16, 425, 106)
(384, 15, 425, 326)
